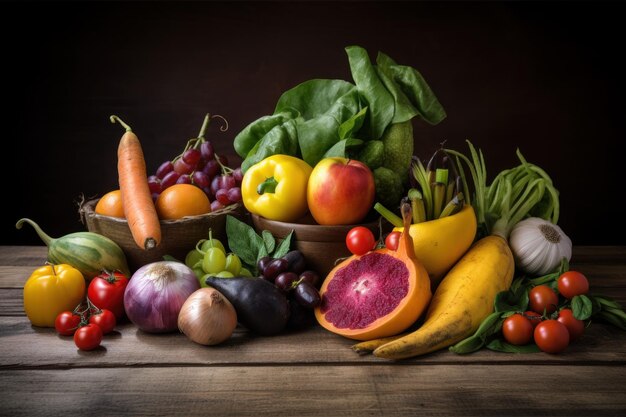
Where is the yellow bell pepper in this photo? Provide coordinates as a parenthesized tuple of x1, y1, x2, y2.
(241, 155, 313, 222)
(23, 264, 86, 327)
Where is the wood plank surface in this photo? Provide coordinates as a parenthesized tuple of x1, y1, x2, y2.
(1, 245, 625, 416)
(1, 365, 625, 417)
(1, 316, 625, 368)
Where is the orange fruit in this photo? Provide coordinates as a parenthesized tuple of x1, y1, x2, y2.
(95, 190, 125, 218)
(156, 184, 211, 220)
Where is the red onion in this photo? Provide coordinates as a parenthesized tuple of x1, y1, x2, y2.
(124, 261, 200, 333)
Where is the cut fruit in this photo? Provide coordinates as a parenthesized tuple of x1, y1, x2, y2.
(315, 203, 432, 341)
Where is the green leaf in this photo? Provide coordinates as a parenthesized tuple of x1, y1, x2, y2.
(162, 254, 181, 263)
(323, 138, 364, 158)
(592, 295, 623, 310)
(275, 79, 356, 120)
(234, 112, 294, 159)
(486, 339, 541, 353)
(273, 230, 294, 259)
(571, 295, 593, 320)
(226, 215, 265, 268)
(262, 230, 275, 254)
(494, 286, 529, 313)
(528, 272, 559, 286)
(597, 311, 626, 330)
(338, 107, 368, 140)
(346, 45, 395, 140)
(383, 58, 447, 125)
(449, 312, 503, 354)
(375, 59, 418, 124)
(241, 118, 299, 172)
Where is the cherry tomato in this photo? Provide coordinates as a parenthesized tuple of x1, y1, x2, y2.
(88, 271, 129, 319)
(385, 232, 401, 251)
(54, 311, 81, 336)
(524, 311, 543, 329)
(74, 324, 103, 351)
(557, 308, 585, 341)
(89, 309, 116, 334)
(345, 227, 376, 256)
(534, 319, 569, 353)
(557, 271, 589, 299)
(528, 285, 559, 314)
(502, 313, 534, 345)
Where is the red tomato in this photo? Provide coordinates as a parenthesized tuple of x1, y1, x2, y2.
(55, 311, 81, 336)
(528, 285, 559, 314)
(502, 314, 534, 345)
(524, 311, 543, 329)
(557, 308, 585, 341)
(534, 319, 570, 353)
(345, 227, 376, 256)
(557, 271, 589, 299)
(74, 324, 103, 351)
(89, 309, 117, 334)
(88, 271, 129, 319)
(385, 231, 401, 251)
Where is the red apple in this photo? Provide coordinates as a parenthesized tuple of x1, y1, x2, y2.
(307, 157, 375, 225)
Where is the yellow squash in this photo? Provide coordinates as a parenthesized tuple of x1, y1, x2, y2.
(393, 204, 477, 286)
(364, 235, 514, 360)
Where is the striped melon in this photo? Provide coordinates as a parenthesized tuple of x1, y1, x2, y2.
(16, 218, 130, 280)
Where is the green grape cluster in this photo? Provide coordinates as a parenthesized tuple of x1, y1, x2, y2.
(185, 232, 251, 288)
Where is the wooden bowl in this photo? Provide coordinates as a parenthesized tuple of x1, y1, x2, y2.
(80, 198, 247, 272)
(251, 213, 388, 278)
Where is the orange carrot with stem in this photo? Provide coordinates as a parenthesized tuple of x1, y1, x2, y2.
(111, 115, 161, 250)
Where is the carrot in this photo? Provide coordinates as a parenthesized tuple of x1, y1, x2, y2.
(110, 115, 161, 250)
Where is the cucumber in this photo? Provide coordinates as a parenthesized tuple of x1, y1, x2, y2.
(16, 218, 130, 280)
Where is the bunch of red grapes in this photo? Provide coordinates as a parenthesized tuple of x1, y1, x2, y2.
(146, 116, 244, 212)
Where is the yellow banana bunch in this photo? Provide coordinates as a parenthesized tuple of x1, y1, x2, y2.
(353, 235, 514, 360)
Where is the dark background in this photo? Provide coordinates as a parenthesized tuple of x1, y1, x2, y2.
(4, 1, 625, 246)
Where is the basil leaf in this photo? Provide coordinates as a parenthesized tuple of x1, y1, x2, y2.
(571, 295, 593, 320)
(273, 230, 294, 259)
(494, 286, 529, 313)
(226, 215, 265, 268)
(262, 230, 275, 254)
(486, 339, 541, 353)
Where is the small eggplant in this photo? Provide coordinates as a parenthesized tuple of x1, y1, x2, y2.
(204, 275, 290, 336)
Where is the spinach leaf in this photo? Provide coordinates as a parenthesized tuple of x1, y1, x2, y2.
(273, 230, 294, 258)
(375, 64, 418, 124)
(338, 107, 368, 140)
(324, 138, 364, 158)
(234, 112, 294, 158)
(241, 119, 299, 172)
(346, 46, 395, 140)
(377, 52, 446, 125)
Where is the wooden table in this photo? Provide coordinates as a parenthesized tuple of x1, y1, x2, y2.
(1, 246, 625, 416)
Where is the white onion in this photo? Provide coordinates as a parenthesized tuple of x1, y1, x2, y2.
(509, 217, 572, 276)
(124, 261, 200, 333)
(178, 288, 238, 346)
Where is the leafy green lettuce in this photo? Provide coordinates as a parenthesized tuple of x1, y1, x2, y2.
(234, 45, 446, 172)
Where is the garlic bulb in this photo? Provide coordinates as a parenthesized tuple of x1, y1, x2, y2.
(509, 217, 572, 276)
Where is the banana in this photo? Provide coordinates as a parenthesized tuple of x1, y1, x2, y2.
(371, 235, 514, 360)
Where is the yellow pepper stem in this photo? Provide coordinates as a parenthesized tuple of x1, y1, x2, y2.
(257, 177, 279, 195)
